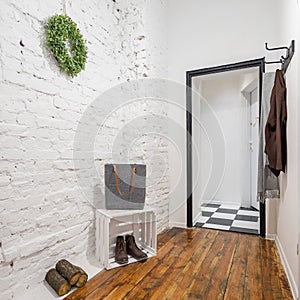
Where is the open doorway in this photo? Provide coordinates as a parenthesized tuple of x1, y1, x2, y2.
(243, 80, 260, 211)
(186, 59, 265, 237)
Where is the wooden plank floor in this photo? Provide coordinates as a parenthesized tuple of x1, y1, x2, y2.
(65, 228, 293, 300)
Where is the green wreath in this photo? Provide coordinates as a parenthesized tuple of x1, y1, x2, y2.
(45, 15, 87, 77)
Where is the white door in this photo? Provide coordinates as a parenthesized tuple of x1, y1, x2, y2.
(249, 88, 259, 210)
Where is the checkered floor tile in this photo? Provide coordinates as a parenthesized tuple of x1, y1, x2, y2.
(195, 203, 259, 235)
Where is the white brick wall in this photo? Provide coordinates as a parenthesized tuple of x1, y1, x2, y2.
(0, 0, 169, 298)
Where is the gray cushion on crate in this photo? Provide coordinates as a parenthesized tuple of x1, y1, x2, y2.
(105, 164, 146, 210)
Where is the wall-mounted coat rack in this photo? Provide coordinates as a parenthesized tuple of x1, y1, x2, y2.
(264, 40, 295, 74)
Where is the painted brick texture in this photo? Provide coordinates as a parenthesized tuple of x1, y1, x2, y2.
(0, 0, 168, 298)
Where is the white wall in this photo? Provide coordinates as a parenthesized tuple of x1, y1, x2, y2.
(274, 1, 300, 298)
(0, 0, 169, 299)
(298, 3, 300, 298)
(168, 0, 283, 227)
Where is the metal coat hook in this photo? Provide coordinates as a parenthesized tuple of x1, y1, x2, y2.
(264, 40, 295, 74)
(265, 59, 283, 65)
(265, 42, 289, 52)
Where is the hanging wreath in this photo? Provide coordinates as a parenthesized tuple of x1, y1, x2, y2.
(45, 15, 87, 77)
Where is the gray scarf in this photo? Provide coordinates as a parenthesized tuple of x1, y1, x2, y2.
(257, 72, 280, 203)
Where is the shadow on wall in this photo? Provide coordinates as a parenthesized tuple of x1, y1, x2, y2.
(86, 184, 105, 267)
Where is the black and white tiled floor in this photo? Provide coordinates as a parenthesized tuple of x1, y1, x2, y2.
(195, 203, 259, 235)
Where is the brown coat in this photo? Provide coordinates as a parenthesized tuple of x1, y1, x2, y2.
(265, 69, 287, 177)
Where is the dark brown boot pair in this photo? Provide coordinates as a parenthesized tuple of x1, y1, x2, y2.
(115, 235, 148, 264)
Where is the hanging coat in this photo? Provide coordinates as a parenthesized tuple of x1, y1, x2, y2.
(264, 69, 287, 177)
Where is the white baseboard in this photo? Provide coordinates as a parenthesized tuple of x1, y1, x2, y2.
(169, 221, 186, 228)
(265, 233, 276, 240)
(193, 210, 202, 225)
(275, 236, 298, 300)
(200, 199, 241, 207)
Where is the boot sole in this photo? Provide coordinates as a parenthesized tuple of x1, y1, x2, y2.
(115, 260, 128, 264)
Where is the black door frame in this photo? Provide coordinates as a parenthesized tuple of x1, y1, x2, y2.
(186, 58, 266, 237)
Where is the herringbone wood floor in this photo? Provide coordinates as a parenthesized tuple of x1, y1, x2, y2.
(65, 227, 293, 300)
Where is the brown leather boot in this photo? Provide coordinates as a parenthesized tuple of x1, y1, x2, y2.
(115, 236, 128, 264)
(125, 235, 148, 260)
